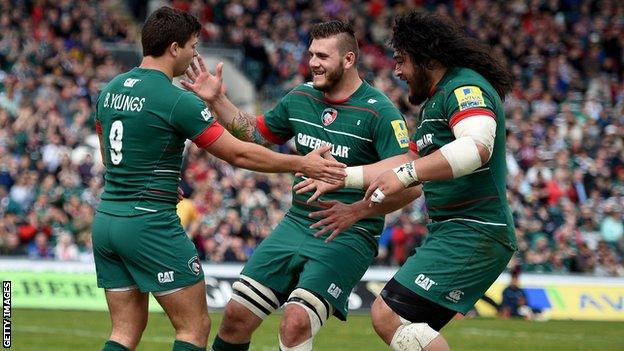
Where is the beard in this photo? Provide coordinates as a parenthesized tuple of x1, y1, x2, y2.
(407, 64, 433, 105)
(313, 62, 344, 92)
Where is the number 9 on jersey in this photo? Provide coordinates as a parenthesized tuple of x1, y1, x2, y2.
(109, 120, 123, 165)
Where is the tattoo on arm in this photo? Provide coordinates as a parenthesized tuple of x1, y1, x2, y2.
(225, 110, 271, 147)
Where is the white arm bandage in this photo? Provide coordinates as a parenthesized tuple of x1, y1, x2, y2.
(440, 115, 496, 178)
(344, 166, 364, 189)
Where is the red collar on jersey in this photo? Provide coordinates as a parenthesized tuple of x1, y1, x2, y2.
(323, 93, 350, 104)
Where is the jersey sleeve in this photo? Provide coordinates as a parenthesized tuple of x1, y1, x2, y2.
(444, 85, 496, 128)
(256, 94, 293, 145)
(372, 105, 410, 158)
(94, 94, 102, 135)
(169, 92, 224, 148)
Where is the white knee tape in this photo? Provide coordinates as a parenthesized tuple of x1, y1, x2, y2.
(231, 275, 279, 319)
(278, 335, 313, 351)
(285, 288, 333, 336)
(390, 322, 439, 351)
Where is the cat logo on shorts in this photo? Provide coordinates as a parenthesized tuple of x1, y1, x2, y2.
(327, 283, 342, 298)
(321, 108, 338, 126)
(188, 256, 201, 276)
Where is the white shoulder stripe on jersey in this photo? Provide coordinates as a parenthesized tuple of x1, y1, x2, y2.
(417, 118, 447, 130)
(154, 169, 179, 173)
(434, 217, 507, 226)
(289, 118, 373, 142)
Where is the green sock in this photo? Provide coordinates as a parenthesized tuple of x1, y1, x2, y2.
(211, 335, 250, 351)
(102, 340, 130, 351)
(173, 339, 206, 351)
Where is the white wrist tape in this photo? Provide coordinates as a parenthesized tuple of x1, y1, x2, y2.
(440, 136, 482, 178)
(344, 166, 364, 189)
(392, 161, 419, 187)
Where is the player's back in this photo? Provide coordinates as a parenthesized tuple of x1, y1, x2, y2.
(95, 68, 206, 216)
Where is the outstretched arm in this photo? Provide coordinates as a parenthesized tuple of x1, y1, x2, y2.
(364, 115, 496, 203)
(293, 152, 415, 202)
(204, 128, 345, 182)
(181, 58, 271, 146)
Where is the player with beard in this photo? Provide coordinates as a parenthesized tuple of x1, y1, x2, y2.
(182, 20, 420, 351)
(92, 7, 346, 351)
(295, 11, 516, 351)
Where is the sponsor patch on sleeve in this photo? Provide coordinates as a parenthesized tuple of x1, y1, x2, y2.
(453, 86, 486, 111)
(391, 120, 410, 148)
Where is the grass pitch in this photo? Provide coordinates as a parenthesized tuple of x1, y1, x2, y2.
(11, 308, 624, 350)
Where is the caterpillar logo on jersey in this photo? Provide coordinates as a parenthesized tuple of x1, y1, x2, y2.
(123, 78, 141, 87)
(157, 271, 175, 283)
(446, 289, 464, 303)
(188, 256, 201, 276)
(416, 133, 434, 150)
(321, 108, 338, 126)
(296, 133, 351, 158)
(415, 274, 436, 291)
(327, 283, 342, 299)
(391, 120, 409, 148)
(454, 86, 486, 111)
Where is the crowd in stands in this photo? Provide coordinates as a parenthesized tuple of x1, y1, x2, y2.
(0, 0, 622, 277)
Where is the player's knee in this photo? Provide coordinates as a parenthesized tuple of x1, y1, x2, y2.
(219, 289, 267, 339)
(279, 305, 311, 346)
(390, 322, 439, 351)
(371, 297, 396, 343)
(278, 288, 333, 349)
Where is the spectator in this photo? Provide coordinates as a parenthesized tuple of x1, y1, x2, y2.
(0, 0, 623, 277)
(54, 231, 79, 261)
(500, 270, 538, 320)
(600, 203, 623, 250)
(27, 232, 53, 259)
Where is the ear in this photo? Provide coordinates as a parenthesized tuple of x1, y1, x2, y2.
(169, 42, 180, 57)
(343, 51, 356, 69)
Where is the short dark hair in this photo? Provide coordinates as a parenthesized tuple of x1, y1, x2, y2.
(310, 20, 359, 60)
(391, 11, 513, 100)
(141, 6, 201, 57)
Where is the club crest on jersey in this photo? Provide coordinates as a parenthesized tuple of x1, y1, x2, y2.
(188, 255, 201, 276)
(321, 108, 338, 126)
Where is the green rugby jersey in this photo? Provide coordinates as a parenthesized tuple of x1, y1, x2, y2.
(410, 67, 516, 248)
(95, 67, 224, 216)
(257, 81, 410, 242)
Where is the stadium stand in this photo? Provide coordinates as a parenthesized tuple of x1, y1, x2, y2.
(0, 0, 622, 277)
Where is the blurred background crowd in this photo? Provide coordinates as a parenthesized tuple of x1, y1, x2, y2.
(0, 0, 622, 277)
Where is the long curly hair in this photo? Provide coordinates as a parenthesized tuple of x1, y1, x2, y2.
(390, 11, 513, 100)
